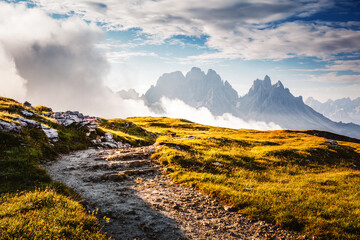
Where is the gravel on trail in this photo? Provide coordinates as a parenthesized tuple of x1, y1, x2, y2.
(43, 146, 305, 240)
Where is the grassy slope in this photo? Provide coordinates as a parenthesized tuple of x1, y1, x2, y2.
(129, 117, 360, 239)
(0, 97, 154, 239)
(2, 94, 360, 239)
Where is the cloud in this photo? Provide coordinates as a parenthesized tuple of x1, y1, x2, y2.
(160, 97, 282, 131)
(106, 51, 158, 63)
(0, 46, 27, 101)
(325, 60, 360, 73)
(289, 59, 360, 74)
(32, 0, 332, 34)
(28, 0, 360, 62)
(182, 21, 360, 62)
(308, 72, 360, 84)
(0, 2, 155, 118)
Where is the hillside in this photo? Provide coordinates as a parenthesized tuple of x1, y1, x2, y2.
(130, 117, 360, 239)
(1, 96, 360, 239)
(0, 96, 154, 239)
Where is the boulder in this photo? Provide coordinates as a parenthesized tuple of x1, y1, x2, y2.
(23, 101, 32, 107)
(41, 124, 58, 142)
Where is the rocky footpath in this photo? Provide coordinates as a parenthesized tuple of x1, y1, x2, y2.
(44, 146, 305, 240)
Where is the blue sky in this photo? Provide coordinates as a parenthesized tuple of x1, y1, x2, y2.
(2, 0, 360, 102)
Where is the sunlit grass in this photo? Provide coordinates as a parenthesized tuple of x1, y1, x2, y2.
(130, 117, 360, 239)
(2, 96, 360, 239)
(0, 188, 108, 239)
(98, 118, 155, 146)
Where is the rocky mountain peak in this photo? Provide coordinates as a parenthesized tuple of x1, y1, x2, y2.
(186, 67, 205, 80)
(274, 81, 284, 89)
(263, 75, 272, 88)
(249, 76, 275, 94)
(206, 69, 222, 82)
(157, 71, 184, 85)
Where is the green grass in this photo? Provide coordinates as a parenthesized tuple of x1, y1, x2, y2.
(130, 117, 360, 239)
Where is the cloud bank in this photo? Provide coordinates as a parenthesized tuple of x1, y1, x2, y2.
(30, 0, 360, 62)
(160, 97, 282, 131)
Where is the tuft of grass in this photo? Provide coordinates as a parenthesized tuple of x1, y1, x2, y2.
(131, 117, 360, 239)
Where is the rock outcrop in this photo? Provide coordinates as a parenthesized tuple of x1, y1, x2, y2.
(1, 106, 125, 148)
(47, 111, 126, 148)
(15, 117, 59, 142)
(0, 119, 22, 133)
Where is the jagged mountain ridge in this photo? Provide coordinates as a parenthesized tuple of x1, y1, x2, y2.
(305, 97, 360, 125)
(144, 67, 239, 115)
(236, 77, 360, 138)
(142, 67, 360, 139)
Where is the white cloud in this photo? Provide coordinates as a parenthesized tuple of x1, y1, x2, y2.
(106, 51, 158, 63)
(183, 21, 360, 62)
(31, 0, 332, 35)
(0, 46, 27, 101)
(0, 2, 155, 118)
(28, 0, 360, 63)
(325, 60, 360, 73)
(160, 97, 282, 130)
(308, 72, 360, 84)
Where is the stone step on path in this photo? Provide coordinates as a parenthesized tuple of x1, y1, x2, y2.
(44, 146, 305, 240)
(84, 159, 152, 171)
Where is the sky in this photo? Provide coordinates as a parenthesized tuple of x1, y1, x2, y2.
(0, 0, 359, 127)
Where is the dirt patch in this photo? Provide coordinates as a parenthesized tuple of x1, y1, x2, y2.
(43, 146, 304, 240)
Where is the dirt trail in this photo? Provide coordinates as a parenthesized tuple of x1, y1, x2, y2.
(43, 146, 303, 240)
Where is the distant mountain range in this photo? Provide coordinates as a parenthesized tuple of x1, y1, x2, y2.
(121, 67, 360, 139)
(305, 97, 360, 125)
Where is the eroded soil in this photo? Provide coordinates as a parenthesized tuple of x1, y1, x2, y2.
(43, 146, 304, 240)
